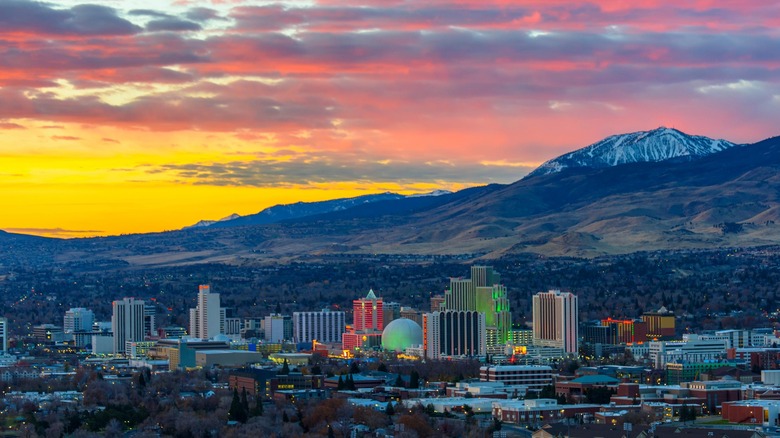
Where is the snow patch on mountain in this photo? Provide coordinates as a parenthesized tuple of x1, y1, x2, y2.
(527, 127, 739, 178)
(183, 213, 241, 229)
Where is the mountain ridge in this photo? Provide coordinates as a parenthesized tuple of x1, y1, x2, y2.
(3, 129, 780, 269)
(527, 127, 738, 178)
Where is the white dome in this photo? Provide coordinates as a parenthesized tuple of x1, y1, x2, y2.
(381, 318, 423, 352)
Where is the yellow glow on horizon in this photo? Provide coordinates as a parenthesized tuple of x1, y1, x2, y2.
(1, 120, 480, 238)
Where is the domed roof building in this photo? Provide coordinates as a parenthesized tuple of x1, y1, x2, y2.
(381, 318, 423, 352)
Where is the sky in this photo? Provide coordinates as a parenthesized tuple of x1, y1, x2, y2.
(2, 0, 780, 237)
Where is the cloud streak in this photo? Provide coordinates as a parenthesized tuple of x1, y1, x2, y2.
(141, 157, 532, 187)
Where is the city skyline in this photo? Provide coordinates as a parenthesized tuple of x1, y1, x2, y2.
(2, 0, 779, 237)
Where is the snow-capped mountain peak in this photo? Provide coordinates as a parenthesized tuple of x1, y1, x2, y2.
(182, 213, 241, 230)
(526, 127, 739, 178)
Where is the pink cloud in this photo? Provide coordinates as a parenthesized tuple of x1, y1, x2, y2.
(0, 0, 778, 183)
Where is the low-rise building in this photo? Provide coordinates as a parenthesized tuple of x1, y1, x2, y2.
(480, 365, 554, 391)
(445, 380, 527, 399)
(492, 399, 601, 426)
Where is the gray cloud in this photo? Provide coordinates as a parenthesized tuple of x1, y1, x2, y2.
(129, 9, 172, 19)
(0, 0, 141, 36)
(141, 158, 531, 187)
(3, 227, 103, 237)
(146, 18, 203, 32)
(186, 7, 227, 23)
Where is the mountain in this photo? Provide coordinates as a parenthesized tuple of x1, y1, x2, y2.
(203, 192, 405, 229)
(183, 213, 241, 229)
(526, 127, 738, 178)
(4, 129, 780, 268)
(193, 191, 453, 230)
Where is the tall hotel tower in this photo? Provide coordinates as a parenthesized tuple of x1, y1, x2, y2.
(190, 285, 223, 340)
(293, 309, 346, 344)
(532, 290, 579, 354)
(342, 289, 384, 351)
(423, 310, 487, 359)
(112, 297, 146, 355)
(444, 266, 512, 349)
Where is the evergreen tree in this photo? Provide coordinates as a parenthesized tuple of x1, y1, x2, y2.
(349, 361, 360, 374)
(282, 411, 289, 422)
(241, 388, 249, 414)
(312, 364, 322, 375)
(337, 375, 345, 390)
(386, 402, 395, 416)
(409, 370, 420, 389)
(280, 359, 290, 375)
(394, 374, 404, 387)
(347, 373, 356, 390)
(228, 388, 248, 423)
(253, 395, 264, 417)
(490, 417, 502, 432)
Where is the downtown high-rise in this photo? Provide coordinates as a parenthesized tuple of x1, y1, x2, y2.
(112, 297, 146, 355)
(293, 309, 345, 344)
(444, 266, 512, 349)
(532, 290, 578, 354)
(189, 285, 223, 340)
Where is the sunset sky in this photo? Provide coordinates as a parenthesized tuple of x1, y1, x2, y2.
(2, 0, 780, 237)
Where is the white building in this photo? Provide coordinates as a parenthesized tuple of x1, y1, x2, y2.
(189, 285, 224, 340)
(532, 290, 578, 354)
(63, 308, 95, 334)
(648, 335, 727, 368)
(111, 297, 145, 355)
(144, 303, 156, 338)
(224, 316, 242, 341)
(479, 365, 554, 391)
(293, 309, 346, 344)
(762, 370, 780, 386)
(263, 314, 292, 343)
(92, 332, 114, 355)
(0, 317, 8, 355)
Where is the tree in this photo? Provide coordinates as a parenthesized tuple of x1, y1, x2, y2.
(280, 359, 290, 375)
(394, 374, 404, 387)
(241, 388, 250, 414)
(488, 417, 503, 433)
(253, 395, 264, 417)
(312, 364, 322, 375)
(349, 361, 360, 374)
(680, 405, 697, 423)
(385, 402, 395, 416)
(539, 384, 556, 399)
(409, 370, 420, 389)
(282, 411, 290, 423)
(337, 375, 345, 390)
(327, 423, 335, 438)
(229, 388, 248, 423)
(377, 363, 388, 372)
(346, 373, 356, 390)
